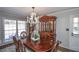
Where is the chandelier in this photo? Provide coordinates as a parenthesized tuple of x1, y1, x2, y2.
(27, 7, 39, 25)
(26, 7, 40, 43)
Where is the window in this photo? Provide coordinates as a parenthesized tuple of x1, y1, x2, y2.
(73, 17, 79, 34)
(4, 19, 16, 42)
(4, 19, 26, 42)
(18, 21, 26, 37)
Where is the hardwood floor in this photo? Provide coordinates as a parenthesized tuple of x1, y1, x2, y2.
(0, 44, 60, 52)
(58, 46, 76, 52)
(0, 45, 15, 52)
(0, 44, 33, 52)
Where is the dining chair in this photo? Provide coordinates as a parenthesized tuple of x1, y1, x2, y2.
(13, 36, 26, 52)
(20, 31, 27, 39)
(18, 40, 26, 52)
(51, 40, 61, 52)
(13, 36, 20, 52)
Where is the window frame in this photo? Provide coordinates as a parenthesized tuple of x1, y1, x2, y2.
(73, 17, 79, 35)
(4, 19, 26, 42)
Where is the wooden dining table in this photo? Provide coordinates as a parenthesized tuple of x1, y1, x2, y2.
(23, 39, 54, 52)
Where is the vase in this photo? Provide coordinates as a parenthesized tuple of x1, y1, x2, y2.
(31, 30, 40, 45)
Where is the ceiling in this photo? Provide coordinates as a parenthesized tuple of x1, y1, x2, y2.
(0, 7, 76, 19)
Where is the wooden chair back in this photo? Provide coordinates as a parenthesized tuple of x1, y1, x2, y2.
(51, 40, 60, 52)
(13, 36, 19, 52)
(13, 36, 26, 52)
(18, 40, 26, 52)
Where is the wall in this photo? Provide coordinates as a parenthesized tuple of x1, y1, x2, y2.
(48, 8, 79, 49)
(0, 16, 3, 45)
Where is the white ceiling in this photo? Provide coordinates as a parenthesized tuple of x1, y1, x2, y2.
(0, 7, 76, 19)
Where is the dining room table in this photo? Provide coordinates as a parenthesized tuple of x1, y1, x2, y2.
(23, 39, 54, 52)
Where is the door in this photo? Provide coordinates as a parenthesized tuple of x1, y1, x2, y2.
(69, 15, 79, 51)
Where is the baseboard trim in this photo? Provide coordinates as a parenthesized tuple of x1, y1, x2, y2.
(59, 46, 77, 52)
